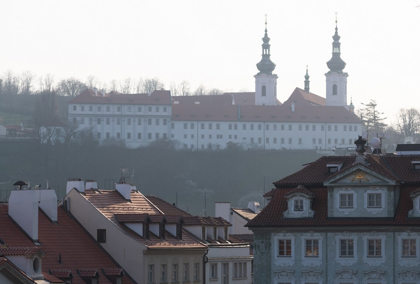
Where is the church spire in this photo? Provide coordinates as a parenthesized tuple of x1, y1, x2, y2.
(326, 17, 346, 73)
(256, 16, 276, 75)
(304, 65, 310, 92)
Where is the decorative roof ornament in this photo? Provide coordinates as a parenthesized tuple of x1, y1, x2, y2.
(355, 136, 367, 155)
(256, 15, 276, 75)
(326, 15, 346, 73)
(304, 65, 310, 92)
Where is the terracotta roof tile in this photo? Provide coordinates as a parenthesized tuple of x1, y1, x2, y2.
(249, 186, 420, 227)
(251, 153, 420, 228)
(70, 90, 171, 105)
(0, 247, 42, 257)
(83, 190, 206, 249)
(183, 216, 231, 226)
(146, 196, 192, 217)
(0, 204, 134, 284)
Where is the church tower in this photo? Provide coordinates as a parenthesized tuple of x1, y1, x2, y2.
(325, 20, 348, 107)
(255, 20, 278, 106)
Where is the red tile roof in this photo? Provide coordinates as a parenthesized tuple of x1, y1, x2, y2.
(183, 216, 231, 226)
(172, 97, 359, 123)
(249, 186, 420, 228)
(146, 196, 192, 217)
(82, 190, 206, 249)
(70, 90, 171, 105)
(0, 204, 134, 284)
(250, 153, 420, 228)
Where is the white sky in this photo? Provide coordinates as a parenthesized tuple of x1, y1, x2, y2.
(0, 0, 419, 124)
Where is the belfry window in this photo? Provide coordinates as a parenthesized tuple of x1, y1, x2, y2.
(332, 84, 338, 95)
(262, 85, 266, 96)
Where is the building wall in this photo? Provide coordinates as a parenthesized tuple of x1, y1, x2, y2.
(144, 250, 204, 284)
(253, 228, 420, 284)
(328, 186, 396, 218)
(326, 71, 348, 107)
(231, 213, 252, 235)
(66, 190, 146, 283)
(68, 102, 362, 151)
(206, 246, 252, 284)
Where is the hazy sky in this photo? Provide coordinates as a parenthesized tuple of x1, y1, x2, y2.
(1, 0, 419, 123)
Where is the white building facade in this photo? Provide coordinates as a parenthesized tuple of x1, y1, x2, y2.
(68, 23, 362, 151)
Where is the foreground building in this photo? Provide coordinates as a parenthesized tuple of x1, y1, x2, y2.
(0, 185, 133, 284)
(65, 180, 253, 284)
(248, 138, 420, 284)
(67, 22, 361, 151)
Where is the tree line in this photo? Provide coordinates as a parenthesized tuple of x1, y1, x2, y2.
(0, 70, 223, 97)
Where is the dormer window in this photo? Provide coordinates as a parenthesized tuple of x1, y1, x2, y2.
(327, 163, 342, 174)
(411, 161, 420, 170)
(284, 186, 314, 218)
(293, 199, 304, 211)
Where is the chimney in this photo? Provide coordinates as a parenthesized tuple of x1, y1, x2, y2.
(215, 202, 231, 223)
(66, 179, 85, 194)
(144, 218, 150, 239)
(176, 218, 183, 240)
(85, 180, 98, 190)
(159, 218, 166, 239)
(8, 188, 57, 241)
(115, 183, 132, 200)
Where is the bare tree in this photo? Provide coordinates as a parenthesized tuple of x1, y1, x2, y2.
(39, 74, 54, 92)
(3, 71, 19, 96)
(109, 80, 118, 92)
(19, 71, 34, 96)
(135, 78, 144, 93)
(143, 78, 164, 94)
(397, 108, 420, 137)
(57, 78, 86, 96)
(86, 75, 97, 89)
(119, 78, 133, 94)
(207, 88, 223, 96)
(179, 81, 190, 96)
(193, 85, 206, 96)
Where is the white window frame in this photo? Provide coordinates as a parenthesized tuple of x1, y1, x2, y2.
(304, 239, 320, 258)
(339, 193, 354, 209)
(367, 238, 382, 258)
(401, 238, 417, 258)
(339, 238, 355, 258)
(278, 239, 292, 257)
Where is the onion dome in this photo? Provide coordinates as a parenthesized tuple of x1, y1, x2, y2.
(326, 21, 346, 73)
(256, 19, 276, 75)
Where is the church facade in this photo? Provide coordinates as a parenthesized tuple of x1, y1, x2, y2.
(67, 22, 362, 150)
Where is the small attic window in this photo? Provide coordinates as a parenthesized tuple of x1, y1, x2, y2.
(327, 163, 342, 174)
(293, 199, 304, 211)
(97, 229, 106, 243)
(411, 161, 420, 170)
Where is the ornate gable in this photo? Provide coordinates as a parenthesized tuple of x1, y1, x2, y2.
(324, 164, 397, 187)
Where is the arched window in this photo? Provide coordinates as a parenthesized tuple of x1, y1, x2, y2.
(332, 84, 338, 95)
(262, 85, 266, 97)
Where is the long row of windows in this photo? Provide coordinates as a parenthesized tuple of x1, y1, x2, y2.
(74, 117, 168, 126)
(278, 238, 417, 258)
(72, 104, 168, 113)
(148, 262, 200, 284)
(180, 122, 358, 132)
(180, 134, 355, 147)
(210, 262, 247, 281)
(98, 132, 167, 140)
